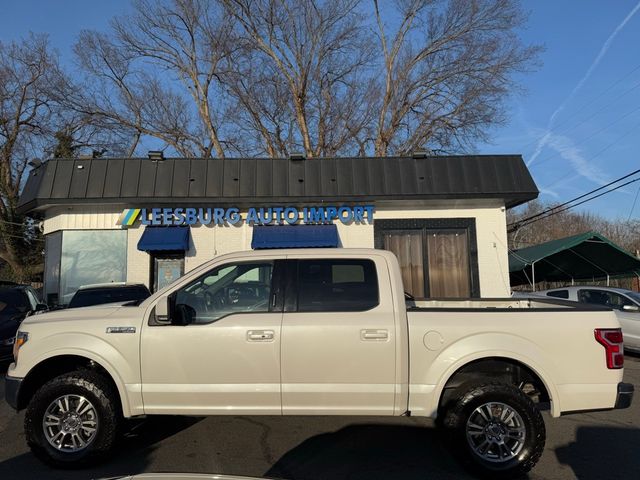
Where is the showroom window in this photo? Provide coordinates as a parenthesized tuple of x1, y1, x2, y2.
(375, 219, 479, 299)
(45, 230, 127, 306)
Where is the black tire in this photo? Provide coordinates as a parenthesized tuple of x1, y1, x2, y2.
(24, 370, 121, 468)
(442, 382, 545, 479)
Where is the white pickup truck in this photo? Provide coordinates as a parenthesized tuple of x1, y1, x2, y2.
(5, 249, 634, 477)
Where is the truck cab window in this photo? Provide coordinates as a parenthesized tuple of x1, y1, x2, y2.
(297, 259, 379, 312)
(173, 262, 273, 324)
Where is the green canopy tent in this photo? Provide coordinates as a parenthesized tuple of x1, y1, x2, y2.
(509, 231, 640, 289)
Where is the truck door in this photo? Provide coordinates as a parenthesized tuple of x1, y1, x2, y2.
(280, 256, 397, 415)
(140, 259, 284, 414)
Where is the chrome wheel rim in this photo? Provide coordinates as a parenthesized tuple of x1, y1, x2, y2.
(42, 394, 99, 452)
(466, 401, 526, 463)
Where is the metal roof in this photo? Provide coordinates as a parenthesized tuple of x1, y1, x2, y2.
(17, 155, 538, 214)
(509, 231, 640, 286)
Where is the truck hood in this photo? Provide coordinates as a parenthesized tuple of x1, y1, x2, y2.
(21, 304, 125, 326)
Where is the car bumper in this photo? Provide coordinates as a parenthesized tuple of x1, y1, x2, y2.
(0, 344, 13, 363)
(4, 374, 22, 410)
(615, 382, 634, 409)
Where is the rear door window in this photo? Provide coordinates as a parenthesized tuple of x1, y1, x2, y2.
(546, 290, 569, 299)
(296, 259, 379, 312)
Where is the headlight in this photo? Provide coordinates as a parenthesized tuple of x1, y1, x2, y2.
(13, 331, 29, 363)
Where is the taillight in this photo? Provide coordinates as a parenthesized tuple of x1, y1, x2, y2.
(594, 328, 624, 369)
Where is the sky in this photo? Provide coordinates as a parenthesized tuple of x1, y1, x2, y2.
(1, 0, 640, 220)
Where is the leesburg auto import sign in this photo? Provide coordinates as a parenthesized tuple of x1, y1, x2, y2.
(116, 205, 375, 227)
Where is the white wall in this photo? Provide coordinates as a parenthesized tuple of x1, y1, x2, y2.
(43, 202, 511, 297)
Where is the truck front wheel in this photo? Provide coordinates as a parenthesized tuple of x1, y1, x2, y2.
(442, 382, 546, 478)
(24, 371, 120, 468)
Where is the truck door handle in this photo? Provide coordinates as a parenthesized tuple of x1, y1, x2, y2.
(361, 329, 389, 341)
(247, 330, 274, 341)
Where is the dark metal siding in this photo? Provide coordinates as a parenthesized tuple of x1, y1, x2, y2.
(121, 159, 141, 197)
(17, 155, 539, 214)
(86, 159, 107, 198)
(188, 160, 207, 197)
(68, 160, 90, 199)
(50, 160, 73, 199)
(103, 160, 124, 198)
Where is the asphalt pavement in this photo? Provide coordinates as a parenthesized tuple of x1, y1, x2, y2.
(1, 356, 639, 480)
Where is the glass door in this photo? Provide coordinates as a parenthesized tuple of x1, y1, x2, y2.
(152, 254, 185, 292)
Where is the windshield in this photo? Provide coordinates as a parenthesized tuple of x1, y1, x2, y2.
(627, 291, 640, 305)
(0, 289, 30, 315)
(69, 287, 150, 308)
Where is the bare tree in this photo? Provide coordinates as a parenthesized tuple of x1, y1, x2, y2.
(0, 35, 67, 279)
(223, 0, 375, 158)
(508, 200, 640, 253)
(73, 0, 540, 158)
(372, 0, 541, 156)
(73, 0, 236, 158)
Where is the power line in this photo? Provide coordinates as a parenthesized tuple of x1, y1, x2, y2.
(541, 119, 640, 190)
(531, 103, 640, 168)
(513, 176, 640, 231)
(0, 219, 33, 227)
(629, 185, 640, 221)
(553, 78, 640, 136)
(550, 62, 640, 132)
(508, 167, 640, 228)
(1, 233, 44, 242)
(520, 61, 640, 153)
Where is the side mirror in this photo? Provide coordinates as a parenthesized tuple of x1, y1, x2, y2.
(34, 303, 48, 312)
(154, 295, 172, 324)
(622, 304, 640, 313)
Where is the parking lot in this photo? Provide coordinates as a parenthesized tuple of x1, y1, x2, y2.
(1, 356, 638, 480)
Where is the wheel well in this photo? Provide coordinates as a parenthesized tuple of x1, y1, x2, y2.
(438, 357, 551, 414)
(17, 355, 120, 412)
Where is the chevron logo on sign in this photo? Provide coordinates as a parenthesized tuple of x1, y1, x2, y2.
(116, 208, 141, 226)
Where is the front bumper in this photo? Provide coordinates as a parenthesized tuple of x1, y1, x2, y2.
(615, 382, 634, 409)
(0, 343, 13, 362)
(4, 374, 22, 410)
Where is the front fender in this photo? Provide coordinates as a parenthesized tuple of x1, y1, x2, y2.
(11, 332, 143, 417)
(411, 332, 561, 418)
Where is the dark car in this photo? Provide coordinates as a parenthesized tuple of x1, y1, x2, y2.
(67, 283, 151, 309)
(0, 285, 47, 362)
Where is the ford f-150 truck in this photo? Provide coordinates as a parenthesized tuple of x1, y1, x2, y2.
(4, 249, 634, 477)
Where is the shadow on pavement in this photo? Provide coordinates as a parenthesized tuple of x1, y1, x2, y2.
(0, 415, 203, 480)
(555, 426, 640, 480)
(266, 423, 473, 480)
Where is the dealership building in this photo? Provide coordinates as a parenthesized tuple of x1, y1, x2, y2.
(17, 155, 538, 305)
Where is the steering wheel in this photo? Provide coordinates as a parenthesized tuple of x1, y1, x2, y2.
(204, 290, 226, 310)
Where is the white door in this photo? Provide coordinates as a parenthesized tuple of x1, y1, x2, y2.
(281, 257, 397, 415)
(141, 261, 283, 415)
(618, 309, 640, 350)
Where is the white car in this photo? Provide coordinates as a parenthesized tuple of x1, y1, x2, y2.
(538, 286, 640, 353)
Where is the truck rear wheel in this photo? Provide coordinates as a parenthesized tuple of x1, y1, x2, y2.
(442, 382, 545, 478)
(24, 371, 120, 468)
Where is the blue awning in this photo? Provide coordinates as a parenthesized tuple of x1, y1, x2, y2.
(137, 226, 190, 252)
(251, 225, 339, 249)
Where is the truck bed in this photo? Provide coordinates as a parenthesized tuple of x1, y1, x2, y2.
(407, 297, 612, 311)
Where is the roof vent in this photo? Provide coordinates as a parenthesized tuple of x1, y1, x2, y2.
(28, 158, 42, 168)
(148, 150, 164, 161)
(289, 152, 306, 161)
(412, 150, 429, 159)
